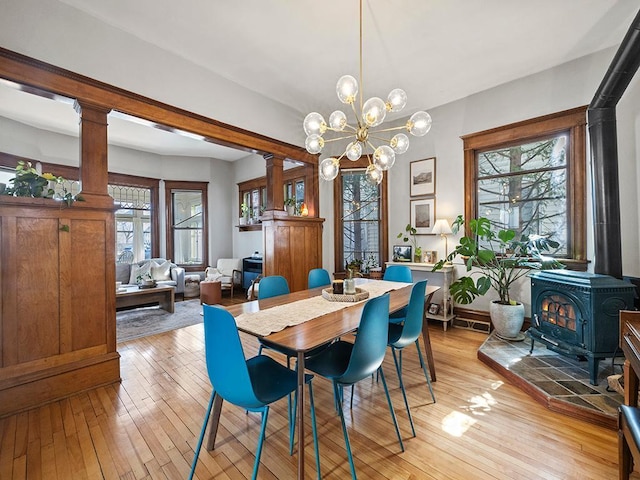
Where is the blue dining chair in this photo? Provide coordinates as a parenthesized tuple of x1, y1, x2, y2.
(305, 293, 403, 480)
(308, 268, 332, 289)
(386, 279, 436, 438)
(189, 304, 321, 480)
(384, 265, 413, 323)
(257, 275, 290, 299)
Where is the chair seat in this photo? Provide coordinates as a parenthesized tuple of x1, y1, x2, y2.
(305, 340, 355, 380)
(247, 355, 312, 406)
(388, 323, 414, 349)
(621, 405, 640, 444)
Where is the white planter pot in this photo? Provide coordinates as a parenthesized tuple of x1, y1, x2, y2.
(489, 301, 525, 341)
(239, 217, 247, 226)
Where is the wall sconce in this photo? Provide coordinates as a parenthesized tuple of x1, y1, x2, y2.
(431, 219, 453, 261)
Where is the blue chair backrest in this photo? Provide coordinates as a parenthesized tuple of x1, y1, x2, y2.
(258, 275, 290, 299)
(340, 293, 390, 385)
(308, 268, 331, 289)
(383, 265, 412, 283)
(394, 280, 428, 346)
(202, 304, 262, 409)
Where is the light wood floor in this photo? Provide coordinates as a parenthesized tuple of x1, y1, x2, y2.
(0, 321, 635, 479)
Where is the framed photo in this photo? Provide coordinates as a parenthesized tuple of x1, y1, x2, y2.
(428, 303, 440, 315)
(392, 245, 412, 262)
(423, 250, 438, 264)
(410, 157, 436, 197)
(410, 198, 435, 234)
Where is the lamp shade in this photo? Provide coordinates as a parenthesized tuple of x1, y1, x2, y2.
(432, 219, 452, 235)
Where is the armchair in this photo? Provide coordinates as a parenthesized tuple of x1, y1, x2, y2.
(205, 258, 242, 297)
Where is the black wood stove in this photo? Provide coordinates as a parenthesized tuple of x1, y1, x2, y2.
(527, 270, 635, 385)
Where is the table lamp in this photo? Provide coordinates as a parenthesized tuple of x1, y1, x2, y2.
(431, 219, 453, 262)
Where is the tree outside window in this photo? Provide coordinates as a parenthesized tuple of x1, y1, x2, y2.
(463, 106, 587, 269)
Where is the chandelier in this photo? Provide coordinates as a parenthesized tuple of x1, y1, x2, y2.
(303, 0, 432, 185)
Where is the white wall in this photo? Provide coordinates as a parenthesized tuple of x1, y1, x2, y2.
(231, 154, 265, 260)
(378, 46, 640, 315)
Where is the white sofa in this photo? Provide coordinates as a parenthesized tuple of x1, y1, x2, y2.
(116, 258, 185, 296)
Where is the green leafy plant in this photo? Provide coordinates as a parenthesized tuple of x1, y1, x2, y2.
(240, 202, 250, 218)
(397, 223, 422, 259)
(284, 197, 296, 207)
(346, 258, 363, 278)
(433, 215, 564, 305)
(3, 160, 83, 206)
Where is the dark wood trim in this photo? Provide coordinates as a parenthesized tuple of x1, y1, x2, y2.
(462, 106, 588, 268)
(333, 157, 388, 273)
(0, 47, 316, 165)
(164, 180, 209, 272)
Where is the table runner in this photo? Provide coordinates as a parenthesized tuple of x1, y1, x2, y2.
(235, 280, 411, 336)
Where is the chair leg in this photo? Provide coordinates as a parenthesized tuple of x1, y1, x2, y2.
(251, 407, 269, 480)
(391, 347, 416, 438)
(333, 381, 358, 480)
(415, 340, 436, 403)
(189, 391, 216, 480)
(377, 366, 405, 453)
(308, 381, 322, 480)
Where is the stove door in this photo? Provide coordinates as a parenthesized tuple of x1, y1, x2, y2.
(533, 289, 585, 348)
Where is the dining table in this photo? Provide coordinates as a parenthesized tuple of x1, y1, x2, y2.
(205, 278, 440, 479)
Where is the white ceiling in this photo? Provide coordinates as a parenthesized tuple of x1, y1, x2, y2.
(2, 1, 639, 160)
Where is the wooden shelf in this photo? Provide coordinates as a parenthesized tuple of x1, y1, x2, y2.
(237, 224, 262, 231)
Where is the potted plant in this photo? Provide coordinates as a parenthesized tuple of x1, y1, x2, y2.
(397, 223, 422, 262)
(239, 203, 249, 225)
(3, 160, 83, 206)
(284, 197, 296, 216)
(433, 215, 564, 340)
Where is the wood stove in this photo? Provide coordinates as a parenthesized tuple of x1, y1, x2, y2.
(527, 270, 635, 385)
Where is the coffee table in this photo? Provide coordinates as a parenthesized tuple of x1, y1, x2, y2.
(116, 285, 175, 313)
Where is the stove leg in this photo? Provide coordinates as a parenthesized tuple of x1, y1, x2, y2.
(588, 357, 600, 385)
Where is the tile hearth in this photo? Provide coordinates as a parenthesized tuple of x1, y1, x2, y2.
(477, 331, 623, 429)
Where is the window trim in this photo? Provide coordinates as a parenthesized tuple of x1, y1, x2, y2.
(333, 157, 389, 273)
(165, 180, 209, 272)
(461, 106, 587, 269)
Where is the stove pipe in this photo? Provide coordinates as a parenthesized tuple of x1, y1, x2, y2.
(588, 9, 640, 278)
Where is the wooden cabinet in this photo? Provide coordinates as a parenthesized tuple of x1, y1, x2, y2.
(0, 197, 120, 417)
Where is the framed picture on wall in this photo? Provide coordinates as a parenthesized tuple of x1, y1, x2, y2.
(410, 198, 435, 234)
(410, 157, 436, 197)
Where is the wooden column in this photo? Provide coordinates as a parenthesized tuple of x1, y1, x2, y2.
(74, 100, 114, 208)
(264, 154, 284, 211)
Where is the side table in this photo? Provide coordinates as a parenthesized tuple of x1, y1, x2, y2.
(201, 281, 222, 305)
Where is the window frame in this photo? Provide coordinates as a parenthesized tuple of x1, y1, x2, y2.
(164, 180, 209, 272)
(462, 106, 587, 270)
(333, 157, 389, 273)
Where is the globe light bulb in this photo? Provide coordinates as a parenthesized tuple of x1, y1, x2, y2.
(386, 88, 407, 112)
(319, 157, 340, 181)
(303, 112, 326, 136)
(390, 133, 409, 154)
(336, 75, 358, 104)
(346, 141, 362, 161)
(362, 97, 386, 127)
(305, 134, 324, 154)
(365, 163, 383, 185)
(329, 110, 347, 131)
(407, 111, 432, 137)
(373, 145, 396, 171)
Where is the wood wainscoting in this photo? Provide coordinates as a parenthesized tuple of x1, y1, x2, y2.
(0, 196, 120, 417)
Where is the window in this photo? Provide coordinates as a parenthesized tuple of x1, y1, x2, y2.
(110, 185, 152, 262)
(463, 106, 587, 268)
(165, 181, 208, 271)
(334, 158, 388, 272)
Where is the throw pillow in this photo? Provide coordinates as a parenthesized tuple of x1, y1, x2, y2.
(151, 260, 172, 281)
(129, 262, 152, 285)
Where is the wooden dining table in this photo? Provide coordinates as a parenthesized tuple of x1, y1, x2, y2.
(205, 278, 440, 479)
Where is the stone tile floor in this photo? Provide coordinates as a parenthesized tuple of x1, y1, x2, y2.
(478, 332, 624, 417)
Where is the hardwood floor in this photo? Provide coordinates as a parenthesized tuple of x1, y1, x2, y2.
(0, 321, 635, 479)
